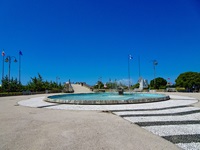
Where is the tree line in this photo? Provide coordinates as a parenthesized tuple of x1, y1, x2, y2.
(94, 71, 200, 92)
(0, 74, 63, 93)
(1, 71, 199, 93)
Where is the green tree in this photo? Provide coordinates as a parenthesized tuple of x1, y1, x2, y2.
(0, 73, 63, 93)
(1, 76, 22, 92)
(150, 77, 167, 89)
(94, 81, 104, 89)
(175, 72, 200, 92)
(1, 76, 9, 92)
(48, 81, 63, 91)
(27, 73, 45, 91)
(131, 83, 139, 89)
(105, 81, 118, 89)
(26, 74, 63, 92)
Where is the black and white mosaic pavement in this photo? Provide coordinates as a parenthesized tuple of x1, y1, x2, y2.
(112, 101, 200, 150)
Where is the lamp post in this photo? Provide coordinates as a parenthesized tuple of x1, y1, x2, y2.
(56, 76, 60, 85)
(153, 60, 158, 88)
(2, 50, 5, 81)
(128, 54, 133, 93)
(98, 77, 102, 91)
(5, 56, 17, 82)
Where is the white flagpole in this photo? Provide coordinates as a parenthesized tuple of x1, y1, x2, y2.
(19, 51, 22, 84)
(128, 55, 131, 93)
(2, 50, 5, 82)
(19, 52, 21, 83)
(139, 56, 141, 78)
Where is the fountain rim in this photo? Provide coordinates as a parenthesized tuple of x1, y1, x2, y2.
(45, 92, 170, 105)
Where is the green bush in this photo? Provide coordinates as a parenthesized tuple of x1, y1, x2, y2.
(0, 92, 22, 97)
(176, 87, 185, 92)
(159, 86, 166, 89)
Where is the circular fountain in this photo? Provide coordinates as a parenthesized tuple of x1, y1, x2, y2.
(45, 92, 170, 105)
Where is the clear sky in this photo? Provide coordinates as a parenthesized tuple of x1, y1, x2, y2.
(0, 0, 200, 86)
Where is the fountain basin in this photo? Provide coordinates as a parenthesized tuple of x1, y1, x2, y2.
(45, 93, 170, 105)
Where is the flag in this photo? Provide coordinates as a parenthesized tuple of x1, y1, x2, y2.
(19, 51, 23, 56)
(2, 51, 5, 56)
(129, 55, 133, 60)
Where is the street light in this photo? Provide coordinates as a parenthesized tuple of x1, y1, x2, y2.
(128, 54, 133, 93)
(56, 76, 60, 85)
(153, 60, 158, 88)
(5, 56, 17, 81)
(98, 77, 102, 91)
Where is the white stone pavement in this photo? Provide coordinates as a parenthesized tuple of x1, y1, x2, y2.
(18, 94, 198, 111)
(144, 124, 200, 136)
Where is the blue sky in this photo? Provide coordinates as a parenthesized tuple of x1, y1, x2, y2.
(0, 0, 200, 85)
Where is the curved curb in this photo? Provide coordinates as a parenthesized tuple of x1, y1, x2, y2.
(18, 95, 198, 111)
(44, 94, 170, 105)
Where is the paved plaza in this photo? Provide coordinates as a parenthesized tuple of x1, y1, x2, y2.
(0, 91, 200, 150)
